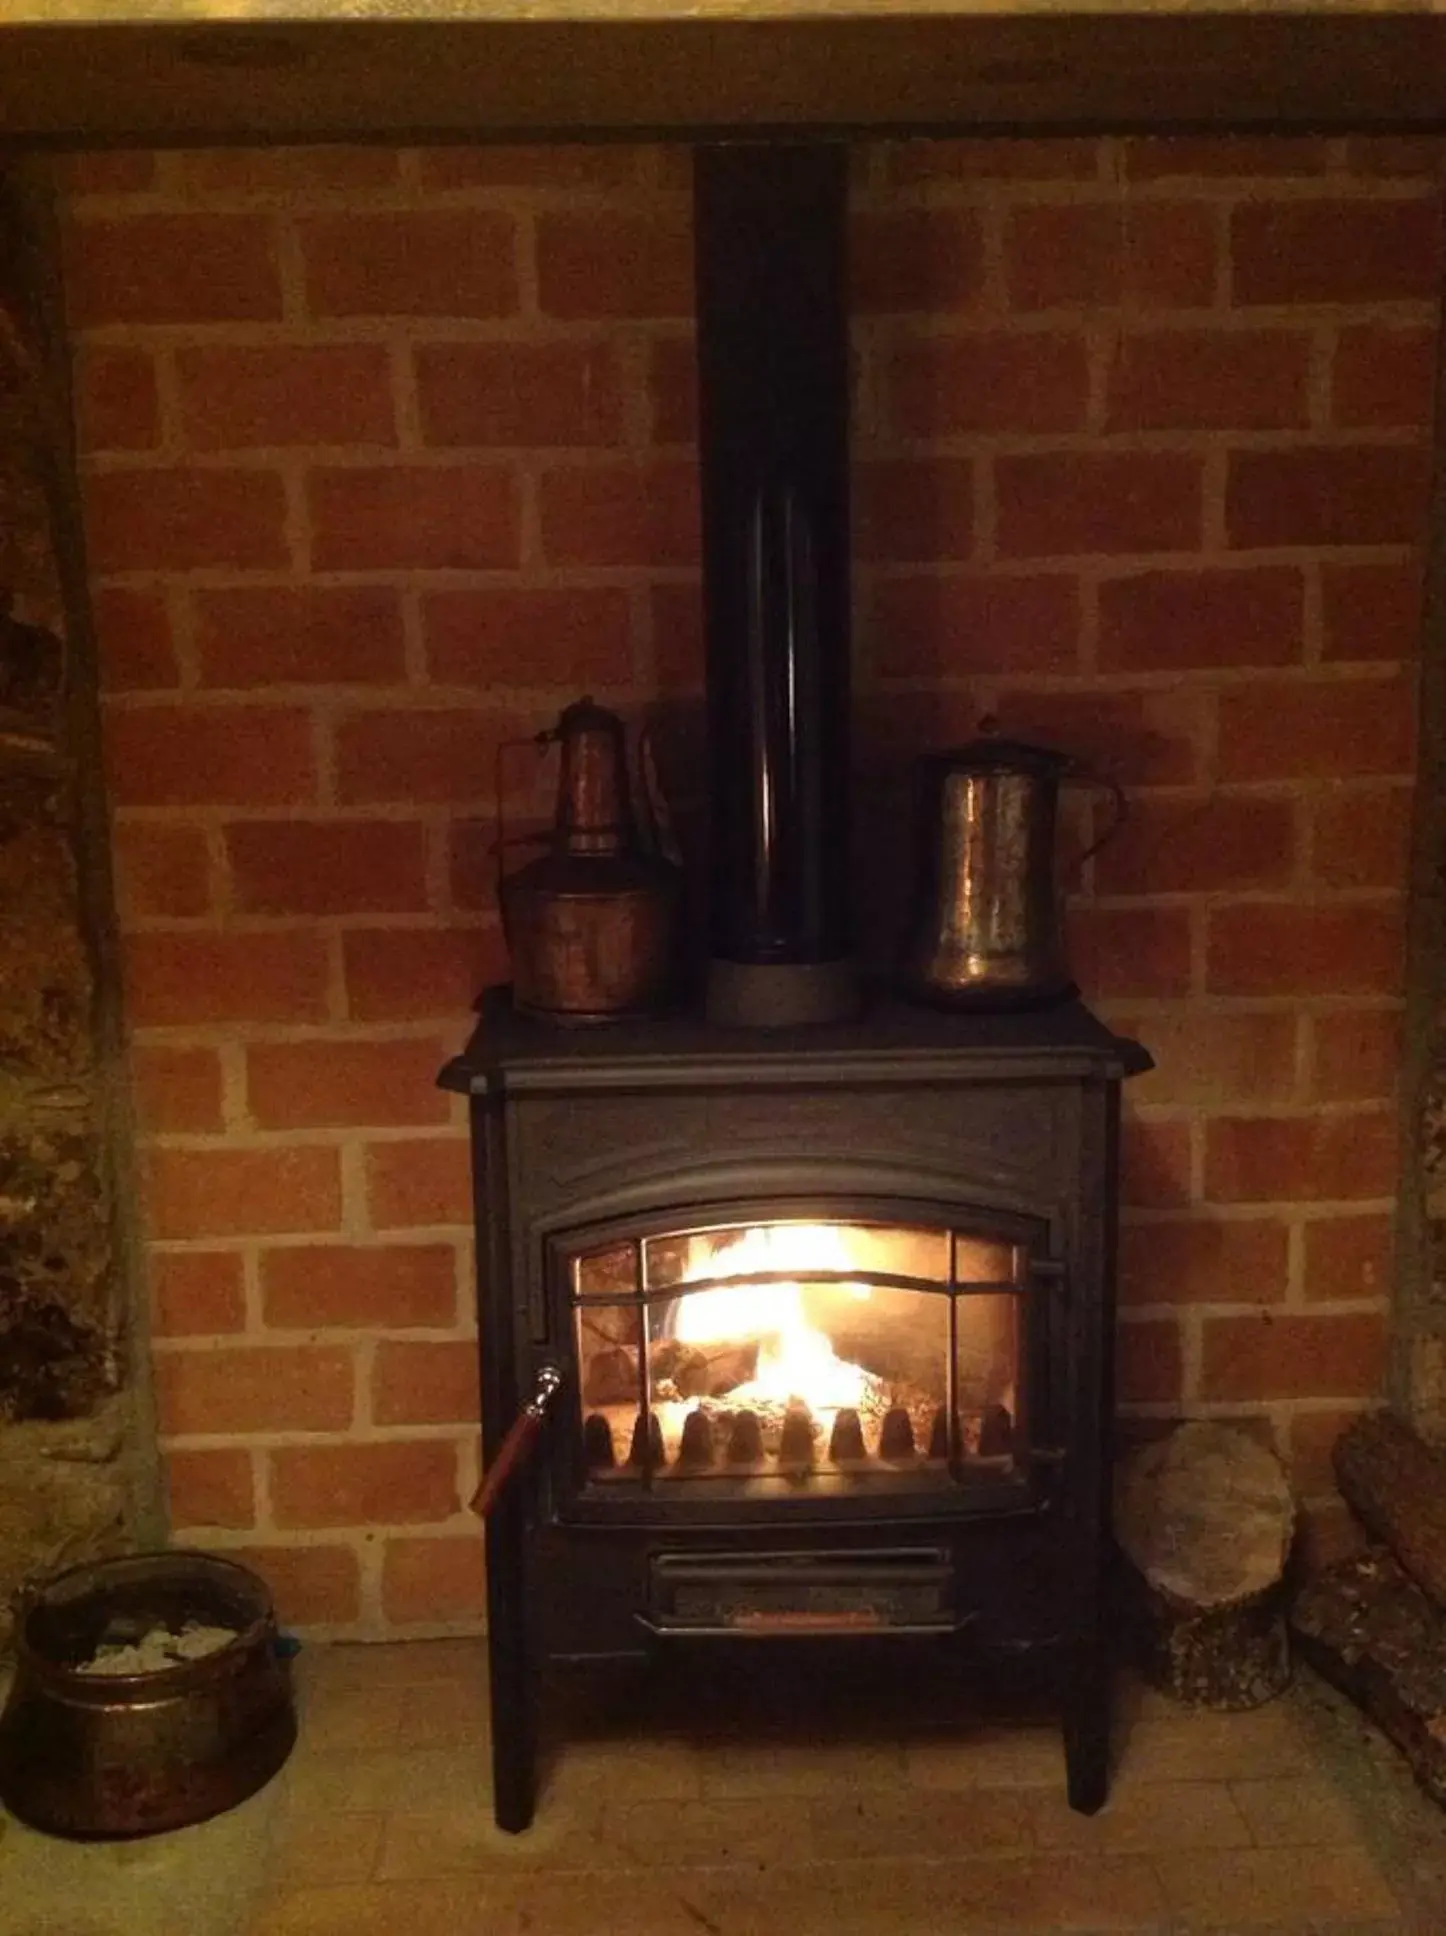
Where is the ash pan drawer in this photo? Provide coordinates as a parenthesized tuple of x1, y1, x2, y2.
(642, 1546, 958, 1636)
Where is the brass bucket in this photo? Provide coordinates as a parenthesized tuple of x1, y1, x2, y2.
(0, 1550, 295, 1839)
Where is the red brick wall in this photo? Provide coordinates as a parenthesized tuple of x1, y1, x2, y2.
(61, 137, 1438, 1633)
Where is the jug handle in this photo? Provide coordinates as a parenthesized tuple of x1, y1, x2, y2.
(1067, 761, 1128, 870)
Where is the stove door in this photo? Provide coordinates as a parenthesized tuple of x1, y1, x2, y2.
(558, 1203, 1058, 1517)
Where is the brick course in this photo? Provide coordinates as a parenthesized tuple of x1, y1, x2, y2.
(379, 1536, 486, 1624)
(149, 1251, 247, 1339)
(131, 1044, 227, 1135)
(122, 932, 332, 1028)
(71, 135, 1436, 1637)
(91, 586, 178, 692)
(261, 1243, 460, 1331)
(110, 823, 213, 920)
(164, 1449, 256, 1531)
(298, 210, 519, 318)
(63, 212, 282, 324)
(84, 467, 289, 573)
(155, 1345, 355, 1436)
(75, 346, 161, 452)
(193, 586, 408, 690)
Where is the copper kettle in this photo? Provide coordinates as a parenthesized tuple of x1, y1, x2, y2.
(900, 729, 1126, 1011)
(498, 698, 680, 1025)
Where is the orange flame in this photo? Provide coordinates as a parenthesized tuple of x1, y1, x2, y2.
(673, 1222, 876, 1416)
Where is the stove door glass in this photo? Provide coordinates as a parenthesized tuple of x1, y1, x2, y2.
(571, 1216, 1029, 1496)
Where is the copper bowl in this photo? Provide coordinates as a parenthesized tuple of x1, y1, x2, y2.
(0, 1549, 296, 1839)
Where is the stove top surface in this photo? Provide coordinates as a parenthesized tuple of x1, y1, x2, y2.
(441, 985, 1152, 1094)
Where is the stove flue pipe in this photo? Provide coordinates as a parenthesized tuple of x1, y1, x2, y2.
(694, 144, 859, 1028)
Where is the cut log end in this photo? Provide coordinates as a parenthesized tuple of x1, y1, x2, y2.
(1116, 1421, 1295, 1610)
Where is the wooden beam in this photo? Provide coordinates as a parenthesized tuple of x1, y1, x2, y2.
(2, 14, 1446, 147)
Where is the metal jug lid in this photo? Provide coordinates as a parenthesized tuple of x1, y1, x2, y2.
(554, 694, 624, 737)
(931, 734, 1071, 777)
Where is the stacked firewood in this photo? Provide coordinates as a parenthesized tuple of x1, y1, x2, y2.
(1291, 1412, 1446, 1808)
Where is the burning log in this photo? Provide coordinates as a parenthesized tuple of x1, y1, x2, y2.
(627, 1411, 665, 1470)
(828, 1408, 866, 1463)
(1114, 1421, 1294, 1709)
(678, 1409, 716, 1469)
(726, 1410, 764, 1465)
(1291, 1548, 1446, 1811)
(1333, 1412, 1446, 1614)
(927, 1409, 950, 1461)
(779, 1403, 816, 1469)
(650, 1337, 758, 1400)
(583, 1414, 616, 1469)
(879, 1408, 915, 1460)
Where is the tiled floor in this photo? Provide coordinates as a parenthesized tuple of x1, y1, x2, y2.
(3, 1639, 1443, 1934)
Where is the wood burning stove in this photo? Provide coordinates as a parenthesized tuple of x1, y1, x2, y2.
(441, 141, 1150, 1830)
(441, 997, 1147, 1828)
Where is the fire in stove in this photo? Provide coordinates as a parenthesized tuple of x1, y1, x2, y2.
(573, 1218, 1022, 1489)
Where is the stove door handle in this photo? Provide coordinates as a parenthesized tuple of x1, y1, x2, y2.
(470, 1363, 563, 1519)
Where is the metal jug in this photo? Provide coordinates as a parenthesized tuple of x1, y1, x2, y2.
(899, 730, 1125, 1011)
(498, 698, 680, 1025)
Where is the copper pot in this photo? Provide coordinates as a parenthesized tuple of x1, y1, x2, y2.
(499, 698, 681, 1025)
(0, 1550, 295, 1838)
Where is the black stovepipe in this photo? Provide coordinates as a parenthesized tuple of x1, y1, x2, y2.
(694, 142, 858, 1028)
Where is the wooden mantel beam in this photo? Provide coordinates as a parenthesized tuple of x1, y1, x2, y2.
(2, 8, 1446, 147)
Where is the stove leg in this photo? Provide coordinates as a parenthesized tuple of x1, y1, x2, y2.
(485, 1503, 537, 1833)
(1063, 1641, 1110, 1816)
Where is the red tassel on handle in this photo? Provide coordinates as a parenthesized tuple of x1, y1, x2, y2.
(470, 1410, 544, 1518)
(469, 1363, 562, 1519)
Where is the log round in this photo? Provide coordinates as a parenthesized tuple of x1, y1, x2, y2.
(1114, 1421, 1296, 1709)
